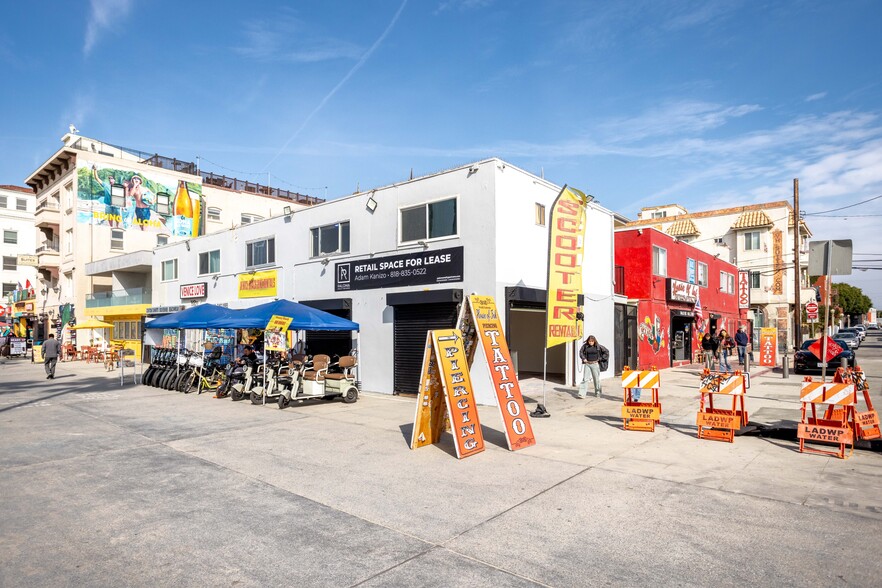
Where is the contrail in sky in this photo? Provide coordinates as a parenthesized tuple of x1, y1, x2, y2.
(263, 0, 409, 171)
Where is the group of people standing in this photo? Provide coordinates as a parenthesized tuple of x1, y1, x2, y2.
(701, 326, 750, 373)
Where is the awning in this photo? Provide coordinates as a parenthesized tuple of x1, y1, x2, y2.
(146, 303, 235, 329)
(70, 318, 114, 329)
(205, 299, 359, 331)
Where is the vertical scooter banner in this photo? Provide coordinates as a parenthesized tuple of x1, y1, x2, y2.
(467, 295, 536, 450)
(433, 329, 485, 459)
(411, 332, 448, 449)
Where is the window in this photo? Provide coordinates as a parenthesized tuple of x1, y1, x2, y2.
(110, 229, 124, 250)
(113, 320, 142, 341)
(750, 271, 761, 289)
(400, 197, 457, 243)
(157, 234, 169, 247)
(2, 256, 16, 271)
(697, 262, 708, 287)
(713, 238, 724, 245)
(651, 211, 667, 219)
(310, 222, 350, 257)
(0, 196, 6, 208)
(2, 282, 16, 297)
(207, 207, 221, 222)
(535, 203, 546, 226)
(199, 250, 221, 275)
(64, 184, 73, 210)
(16, 198, 27, 211)
(652, 246, 667, 276)
(111, 184, 126, 207)
(161, 259, 178, 281)
(241, 213, 263, 225)
(246, 237, 275, 267)
(65, 229, 73, 254)
(687, 258, 696, 284)
(156, 192, 171, 215)
(3, 230, 17, 244)
(720, 271, 735, 294)
(744, 231, 760, 251)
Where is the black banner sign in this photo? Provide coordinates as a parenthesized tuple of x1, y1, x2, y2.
(335, 246, 464, 292)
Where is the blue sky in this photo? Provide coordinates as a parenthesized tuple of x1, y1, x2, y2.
(3, 0, 882, 304)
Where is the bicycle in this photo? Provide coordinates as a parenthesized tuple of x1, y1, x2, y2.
(176, 348, 227, 395)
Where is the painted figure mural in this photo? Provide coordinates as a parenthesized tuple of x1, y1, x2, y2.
(638, 314, 665, 354)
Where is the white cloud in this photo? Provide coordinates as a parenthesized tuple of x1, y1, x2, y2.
(59, 92, 97, 131)
(435, 0, 494, 13)
(234, 15, 362, 63)
(83, 0, 134, 56)
(806, 91, 827, 102)
(600, 100, 762, 142)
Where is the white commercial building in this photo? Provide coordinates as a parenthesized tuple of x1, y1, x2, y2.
(148, 159, 616, 404)
(1, 185, 38, 342)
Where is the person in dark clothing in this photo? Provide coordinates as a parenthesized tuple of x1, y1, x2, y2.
(42, 334, 61, 379)
(701, 332, 719, 371)
(578, 335, 609, 398)
(236, 345, 260, 370)
(735, 326, 749, 366)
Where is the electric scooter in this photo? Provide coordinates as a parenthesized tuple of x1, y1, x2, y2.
(277, 353, 359, 408)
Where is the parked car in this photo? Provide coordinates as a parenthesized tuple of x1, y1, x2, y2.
(794, 338, 856, 374)
(853, 325, 867, 340)
(835, 331, 860, 349)
(867, 323, 879, 330)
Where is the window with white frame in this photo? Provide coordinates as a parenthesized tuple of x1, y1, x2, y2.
(111, 184, 126, 207)
(161, 259, 178, 281)
(113, 320, 141, 341)
(750, 271, 761, 289)
(400, 197, 457, 243)
(720, 271, 735, 293)
(16, 198, 27, 211)
(241, 213, 263, 225)
(310, 221, 350, 257)
(198, 250, 221, 275)
(155, 192, 171, 215)
(3, 230, 16, 244)
(207, 207, 221, 222)
(744, 231, 760, 251)
(157, 234, 169, 247)
(697, 262, 708, 287)
(652, 246, 667, 276)
(64, 184, 73, 210)
(0, 195, 6, 208)
(2, 282, 16, 297)
(65, 229, 73, 254)
(2, 256, 16, 271)
(535, 203, 546, 226)
(651, 211, 667, 219)
(110, 229, 124, 250)
(246, 237, 275, 267)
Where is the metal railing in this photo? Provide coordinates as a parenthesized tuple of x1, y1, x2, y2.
(36, 237, 60, 253)
(37, 199, 60, 211)
(85, 287, 152, 308)
(614, 265, 626, 296)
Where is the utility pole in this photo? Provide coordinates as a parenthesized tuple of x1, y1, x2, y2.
(793, 178, 801, 352)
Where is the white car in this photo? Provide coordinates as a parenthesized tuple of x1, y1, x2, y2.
(836, 331, 860, 349)
(853, 325, 867, 340)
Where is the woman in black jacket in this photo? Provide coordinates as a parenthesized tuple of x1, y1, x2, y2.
(578, 335, 609, 398)
(701, 332, 719, 371)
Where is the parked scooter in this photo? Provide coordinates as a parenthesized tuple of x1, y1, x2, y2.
(277, 353, 359, 408)
(217, 347, 262, 401)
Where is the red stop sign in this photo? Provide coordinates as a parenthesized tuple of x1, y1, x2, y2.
(806, 301, 818, 314)
(808, 336, 843, 363)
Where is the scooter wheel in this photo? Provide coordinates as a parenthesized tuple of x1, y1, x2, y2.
(278, 395, 289, 409)
(230, 387, 244, 402)
(250, 390, 263, 405)
(342, 387, 358, 404)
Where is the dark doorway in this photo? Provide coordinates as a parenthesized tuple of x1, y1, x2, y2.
(614, 303, 638, 374)
(670, 313, 693, 364)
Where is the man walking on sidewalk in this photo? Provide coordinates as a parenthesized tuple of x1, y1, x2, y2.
(735, 326, 749, 366)
(42, 334, 60, 379)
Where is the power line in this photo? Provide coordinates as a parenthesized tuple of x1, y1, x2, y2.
(803, 193, 882, 215)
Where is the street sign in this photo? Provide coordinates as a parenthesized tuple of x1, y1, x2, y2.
(808, 240, 853, 276)
(806, 301, 819, 323)
(808, 337, 843, 363)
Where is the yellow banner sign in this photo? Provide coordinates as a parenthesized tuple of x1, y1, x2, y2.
(467, 295, 535, 451)
(411, 332, 449, 449)
(433, 329, 484, 459)
(238, 270, 278, 299)
(546, 185, 588, 348)
(266, 314, 293, 331)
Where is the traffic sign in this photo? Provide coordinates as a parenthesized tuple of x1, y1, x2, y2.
(806, 301, 819, 322)
(808, 337, 842, 363)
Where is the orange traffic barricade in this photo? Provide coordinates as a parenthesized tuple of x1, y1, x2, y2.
(798, 377, 855, 459)
(621, 366, 661, 432)
(827, 367, 879, 441)
(696, 369, 748, 443)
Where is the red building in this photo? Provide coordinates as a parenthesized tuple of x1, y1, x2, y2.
(615, 227, 746, 368)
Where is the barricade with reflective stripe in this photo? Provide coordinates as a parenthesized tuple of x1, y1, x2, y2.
(696, 370, 748, 443)
(621, 367, 661, 432)
(800, 382, 855, 406)
(798, 376, 855, 459)
(621, 370, 660, 390)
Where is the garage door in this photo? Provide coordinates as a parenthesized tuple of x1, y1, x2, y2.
(393, 302, 459, 395)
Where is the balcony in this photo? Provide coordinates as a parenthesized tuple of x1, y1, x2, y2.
(36, 239, 61, 267)
(86, 287, 152, 309)
(614, 265, 626, 296)
(35, 198, 60, 228)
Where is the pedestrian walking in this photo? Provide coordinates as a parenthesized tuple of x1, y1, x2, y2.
(735, 325, 749, 366)
(42, 334, 61, 379)
(718, 329, 735, 373)
(701, 332, 719, 371)
(578, 335, 609, 398)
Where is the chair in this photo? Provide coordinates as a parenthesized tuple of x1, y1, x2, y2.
(303, 354, 331, 382)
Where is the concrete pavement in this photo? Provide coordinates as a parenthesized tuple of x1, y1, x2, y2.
(1, 335, 882, 586)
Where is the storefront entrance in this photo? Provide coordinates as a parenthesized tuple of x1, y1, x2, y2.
(504, 286, 564, 382)
(670, 311, 694, 364)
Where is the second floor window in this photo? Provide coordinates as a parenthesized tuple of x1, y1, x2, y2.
(697, 262, 708, 287)
(744, 231, 760, 251)
(241, 213, 263, 225)
(199, 250, 221, 275)
(156, 192, 171, 215)
(311, 221, 350, 257)
(110, 229, 124, 250)
(750, 271, 761, 289)
(652, 246, 667, 276)
(720, 272, 735, 293)
(161, 259, 178, 281)
(2, 282, 16, 296)
(111, 184, 126, 207)
(3, 230, 17, 244)
(535, 203, 546, 226)
(246, 237, 275, 267)
(400, 197, 457, 243)
(0, 196, 6, 208)
(207, 207, 221, 222)
(157, 234, 169, 247)
(16, 198, 27, 211)
(65, 229, 73, 254)
(2, 256, 16, 271)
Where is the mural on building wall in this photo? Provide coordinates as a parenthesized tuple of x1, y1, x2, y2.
(638, 314, 665, 353)
(76, 161, 203, 236)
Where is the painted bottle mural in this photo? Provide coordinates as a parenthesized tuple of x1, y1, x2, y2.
(172, 181, 194, 237)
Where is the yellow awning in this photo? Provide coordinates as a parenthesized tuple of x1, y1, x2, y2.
(70, 318, 114, 329)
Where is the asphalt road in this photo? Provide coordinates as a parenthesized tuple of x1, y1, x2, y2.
(2, 336, 881, 587)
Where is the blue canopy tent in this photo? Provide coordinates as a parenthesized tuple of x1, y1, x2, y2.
(146, 303, 236, 329)
(203, 299, 359, 331)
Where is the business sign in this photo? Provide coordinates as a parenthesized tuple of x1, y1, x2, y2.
(266, 314, 293, 332)
(334, 246, 463, 292)
(16, 254, 38, 267)
(759, 327, 777, 367)
(12, 301, 34, 317)
(466, 295, 535, 451)
(737, 270, 750, 309)
(546, 186, 588, 348)
(772, 229, 784, 295)
(411, 332, 448, 450)
(180, 282, 207, 300)
(667, 278, 699, 304)
(146, 305, 185, 315)
(434, 329, 485, 459)
(238, 269, 278, 298)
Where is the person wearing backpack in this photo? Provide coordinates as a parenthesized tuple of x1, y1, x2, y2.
(578, 335, 609, 398)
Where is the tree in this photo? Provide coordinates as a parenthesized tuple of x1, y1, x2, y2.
(834, 283, 873, 315)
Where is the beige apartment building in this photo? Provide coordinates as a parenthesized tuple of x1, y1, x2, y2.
(23, 133, 322, 357)
(625, 201, 814, 351)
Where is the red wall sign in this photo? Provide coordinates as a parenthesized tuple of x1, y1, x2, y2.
(737, 270, 750, 309)
(180, 282, 207, 299)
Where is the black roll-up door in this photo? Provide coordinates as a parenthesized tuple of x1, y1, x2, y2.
(304, 310, 354, 359)
(393, 302, 459, 395)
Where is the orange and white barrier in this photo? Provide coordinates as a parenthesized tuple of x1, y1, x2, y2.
(798, 376, 855, 459)
(621, 367, 661, 432)
(696, 370, 748, 443)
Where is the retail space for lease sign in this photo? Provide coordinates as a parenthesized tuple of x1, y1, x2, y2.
(334, 246, 463, 291)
